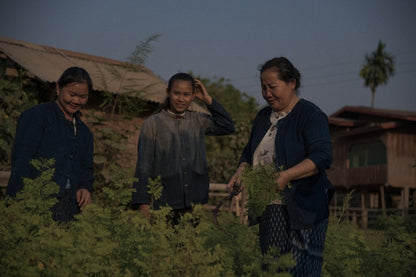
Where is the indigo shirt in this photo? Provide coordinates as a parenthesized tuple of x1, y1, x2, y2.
(132, 99, 235, 210)
(240, 99, 334, 229)
(7, 102, 94, 200)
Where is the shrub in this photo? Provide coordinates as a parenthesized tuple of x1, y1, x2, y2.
(2, 161, 415, 276)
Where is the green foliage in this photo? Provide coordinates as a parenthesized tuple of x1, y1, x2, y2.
(2, 162, 415, 276)
(363, 216, 416, 276)
(195, 75, 259, 183)
(0, 158, 58, 276)
(322, 193, 416, 277)
(147, 175, 163, 208)
(98, 89, 149, 119)
(241, 164, 283, 221)
(84, 111, 136, 181)
(262, 247, 296, 277)
(0, 164, 259, 276)
(0, 77, 38, 169)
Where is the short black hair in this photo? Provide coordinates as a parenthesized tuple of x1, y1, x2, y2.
(167, 72, 195, 92)
(57, 66, 93, 92)
(259, 57, 301, 90)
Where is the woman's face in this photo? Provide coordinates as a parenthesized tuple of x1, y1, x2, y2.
(167, 80, 195, 114)
(260, 69, 297, 113)
(56, 82, 89, 119)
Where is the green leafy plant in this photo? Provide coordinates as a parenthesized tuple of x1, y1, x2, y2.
(0, 77, 38, 169)
(147, 175, 163, 209)
(241, 164, 283, 221)
(2, 161, 414, 276)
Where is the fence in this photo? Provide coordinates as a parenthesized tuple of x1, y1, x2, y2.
(330, 206, 416, 228)
(207, 183, 247, 223)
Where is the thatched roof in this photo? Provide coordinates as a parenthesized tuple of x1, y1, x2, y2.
(0, 36, 168, 103)
(0, 36, 211, 113)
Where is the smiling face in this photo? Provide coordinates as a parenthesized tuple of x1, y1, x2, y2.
(56, 82, 89, 119)
(167, 79, 195, 114)
(260, 69, 298, 113)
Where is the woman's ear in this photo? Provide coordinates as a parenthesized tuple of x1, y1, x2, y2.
(56, 83, 60, 96)
(289, 80, 296, 91)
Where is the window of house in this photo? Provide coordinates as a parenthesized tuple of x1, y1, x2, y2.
(349, 141, 387, 168)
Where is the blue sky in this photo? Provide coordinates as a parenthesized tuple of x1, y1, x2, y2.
(1, 0, 415, 115)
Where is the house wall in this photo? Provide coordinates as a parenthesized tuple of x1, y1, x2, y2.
(328, 137, 349, 187)
(386, 130, 416, 188)
(328, 132, 388, 188)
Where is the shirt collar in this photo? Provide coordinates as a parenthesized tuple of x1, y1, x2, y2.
(167, 109, 186, 119)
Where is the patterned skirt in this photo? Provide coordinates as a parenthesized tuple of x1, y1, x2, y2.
(259, 204, 328, 277)
(50, 189, 80, 223)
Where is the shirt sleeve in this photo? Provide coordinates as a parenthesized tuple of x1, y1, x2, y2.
(132, 119, 155, 205)
(202, 99, 235, 136)
(6, 107, 45, 196)
(303, 111, 333, 173)
(80, 129, 94, 192)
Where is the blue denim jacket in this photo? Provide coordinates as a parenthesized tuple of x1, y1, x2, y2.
(7, 102, 94, 199)
(132, 99, 235, 209)
(240, 99, 333, 229)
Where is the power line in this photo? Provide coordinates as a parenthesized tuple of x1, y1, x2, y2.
(236, 68, 416, 92)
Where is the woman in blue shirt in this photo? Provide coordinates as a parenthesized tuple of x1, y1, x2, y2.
(7, 67, 94, 222)
(228, 57, 333, 276)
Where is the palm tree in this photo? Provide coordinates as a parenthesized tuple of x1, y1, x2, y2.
(359, 40, 395, 108)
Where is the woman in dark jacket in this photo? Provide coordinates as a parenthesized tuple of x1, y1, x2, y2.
(7, 67, 94, 222)
(229, 57, 333, 276)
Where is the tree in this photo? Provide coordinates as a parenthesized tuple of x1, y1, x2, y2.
(359, 40, 395, 108)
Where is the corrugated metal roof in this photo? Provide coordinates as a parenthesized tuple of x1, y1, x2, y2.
(0, 36, 168, 103)
(330, 106, 416, 122)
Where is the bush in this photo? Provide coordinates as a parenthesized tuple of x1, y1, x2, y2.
(0, 160, 276, 276)
(2, 161, 415, 276)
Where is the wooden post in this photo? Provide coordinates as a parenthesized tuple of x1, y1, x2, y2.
(403, 187, 409, 218)
(380, 185, 386, 217)
(361, 190, 368, 229)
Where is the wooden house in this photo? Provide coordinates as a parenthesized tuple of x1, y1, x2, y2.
(327, 106, 416, 226)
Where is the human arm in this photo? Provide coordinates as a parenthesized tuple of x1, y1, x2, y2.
(227, 109, 270, 191)
(76, 189, 91, 209)
(6, 107, 44, 196)
(276, 158, 319, 190)
(227, 162, 249, 192)
(194, 79, 212, 105)
(78, 128, 94, 208)
(276, 109, 332, 190)
(138, 204, 151, 218)
(194, 79, 235, 135)
(132, 120, 155, 208)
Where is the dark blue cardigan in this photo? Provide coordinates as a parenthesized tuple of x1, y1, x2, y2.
(240, 99, 333, 229)
(7, 102, 94, 200)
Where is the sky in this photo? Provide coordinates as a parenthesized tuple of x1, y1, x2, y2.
(1, 0, 415, 115)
